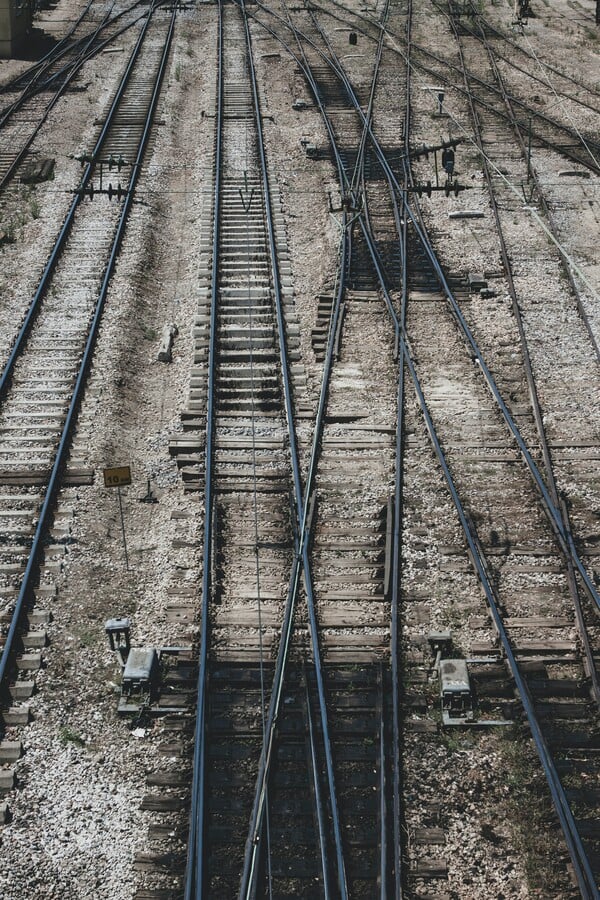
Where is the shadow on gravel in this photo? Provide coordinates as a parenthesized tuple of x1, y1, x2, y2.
(14, 27, 61, 61)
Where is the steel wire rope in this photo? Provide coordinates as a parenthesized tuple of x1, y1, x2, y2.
(474, 15, 600, 120)
(426, 0, 600, 175)
(468, 8, 600, 103)
(388, 28, 600, 178)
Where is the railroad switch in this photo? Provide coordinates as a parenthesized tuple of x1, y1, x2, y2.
(75, 182, 128, 202)
(428, 632, 515, 727)
(105, 618, 193, 718)
(440, 659, 475, 726)
(512, 0, 532, 27)
(468, 273, 487, 292)
(409, 139, 469, 198)
(328, 190, 362, 215)
(104, 154, 129, 172)
(105, 617, 131, 668)
(300, 138, 328, 160)
(73, 159, 129, 202)
(428, 630, 453, 677)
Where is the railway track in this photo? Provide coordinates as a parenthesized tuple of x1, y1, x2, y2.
(159, 0, 407, 896)
(0, 0, 152, 191)
(0, 0, 598, 896)
(0, 0, 176, 824)
(248, 0, 600, 893)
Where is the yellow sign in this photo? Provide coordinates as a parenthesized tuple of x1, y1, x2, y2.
(103, 465, 132, 488)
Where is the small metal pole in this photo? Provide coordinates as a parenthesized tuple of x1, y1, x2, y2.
(527, 117, 532, 181)
(117, 486, 129, 570)
(434, 150, 439, 188)
(99, 163, 103, 193)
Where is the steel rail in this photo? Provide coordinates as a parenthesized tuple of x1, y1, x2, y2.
(238, 2, 353, 894)
(183, 0, 222, 895)
(303, 663, 333, 899)
(240, 0, 304, 541)
(462, 6, 600, 110)
(347, 1, 400, 892)
(238, 244, 350, 898)
(342, 28, 600, 886)
(391, 0, 414, 890)
(0, 1, 157, 403)
(239, 6, 406, 895)
(350, 38, 600, 890)
(248, 5, 600, 893)
(33, 0, 155, 96)
(359, 213, 600, 900)
(447, 7, 600, 708)
(311, 1, 409, 890)
(273, 5, 600, 889)
(0, 8, 122, 192)
(311, 0, 600, 126)
(0, 2, 99, 129)
(0, 0, 95, 99)
(249, 0, 600, 627)
(335, 73, 600, 617)
(0, 0, 149, 125)
(325, 0, 406, 889)
(404, 43, 600, 175)
(377, 663, 387, 900)
(239, 251, 350, 892)
(288, 0, 600, 175)
(0, 1, 177, 693)
(469, 16, 600, 368)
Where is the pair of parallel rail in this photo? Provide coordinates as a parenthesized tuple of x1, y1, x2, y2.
(0, 0, 177, 734)
(0, 0, 599, 896)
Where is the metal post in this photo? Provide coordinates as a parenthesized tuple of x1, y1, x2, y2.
(117, 486, 129, 570)
(527, 117, 532, 181)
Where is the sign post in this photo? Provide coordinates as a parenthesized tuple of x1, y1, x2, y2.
(103, 465, 132, 570)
